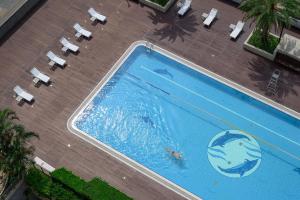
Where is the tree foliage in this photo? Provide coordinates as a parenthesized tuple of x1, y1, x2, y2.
(0, 108, 38, 181)
(240, 0, 300, 43)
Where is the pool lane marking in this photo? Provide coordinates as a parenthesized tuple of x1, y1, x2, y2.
(140, 66, 300, 149)
(126, 68, 300, 161)
(128, 68, 300, 161)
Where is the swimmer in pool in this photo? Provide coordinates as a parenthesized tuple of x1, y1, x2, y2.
(165, 148, 182, 160)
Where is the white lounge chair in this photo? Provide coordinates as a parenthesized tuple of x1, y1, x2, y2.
(60, 37, 79, 53)
(73, 23, 92, 38)
(13, 85, 34, 102)
(47, 51, 66, 67)
(203, 8, 218, 27)
(178, 0, 192, 16)
(229, 21, 245, 39)
(30, 67, 50, 85)
(88, 8, 107, 23)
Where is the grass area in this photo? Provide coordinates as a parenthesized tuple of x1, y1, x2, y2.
(149, 0, 169, 7)
(248, 30, 280, 54)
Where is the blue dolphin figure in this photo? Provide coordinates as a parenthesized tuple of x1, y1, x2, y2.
(211, 131, 250, 147)
(154, 68, 173, 79)
(218, 159, 259, 177)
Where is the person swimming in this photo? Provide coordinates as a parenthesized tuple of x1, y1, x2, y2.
(165, 148, 182, 160)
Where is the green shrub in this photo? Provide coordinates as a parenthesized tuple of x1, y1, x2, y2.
(25, 168, 81, 200)
(50, 182, 81, 200)
(25, 168, 52, 197)
(51, 168, 133, 200)
(51, 168, 87, 198)
(248, 30, 280, 54)
(149, 0, 169, 7)
(86, 178, 133, 200)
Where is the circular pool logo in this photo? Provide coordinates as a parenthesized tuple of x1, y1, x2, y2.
(207, 130, 262, 178)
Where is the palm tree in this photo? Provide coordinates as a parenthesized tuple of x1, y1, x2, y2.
(0, 108, 38, 185)
(240, 0, 300, 44)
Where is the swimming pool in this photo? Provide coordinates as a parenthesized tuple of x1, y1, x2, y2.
(68, 41, 300, 200)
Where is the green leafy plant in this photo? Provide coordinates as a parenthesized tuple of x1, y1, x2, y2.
(240, 0, 300, 47)
(0, 108, 38, 183)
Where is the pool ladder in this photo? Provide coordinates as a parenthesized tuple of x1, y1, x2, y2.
(146, 42, 154, 53)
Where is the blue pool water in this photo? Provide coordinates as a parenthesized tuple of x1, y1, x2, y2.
(74, 45, 300, 200)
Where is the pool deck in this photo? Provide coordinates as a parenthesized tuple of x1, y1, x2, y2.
(0, 0, 300, 199)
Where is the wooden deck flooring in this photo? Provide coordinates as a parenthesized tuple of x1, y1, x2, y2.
(0, 0, 300, 199)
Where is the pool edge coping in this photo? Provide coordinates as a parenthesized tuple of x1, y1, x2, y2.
(67, 40, 300, 200)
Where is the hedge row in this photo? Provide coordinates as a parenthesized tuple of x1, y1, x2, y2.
(25, 168, 81, 200)
(51, 168, 132, 200)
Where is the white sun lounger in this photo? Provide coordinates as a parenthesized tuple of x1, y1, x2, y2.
(203, 8, 218, 27)
(60, 37, 79, 53)
(178, 0, 192, 16)
(30, 67, 50, 85)
(73, 23, 92, 38)
(47, 51, 66, 67)
(88, 8, 107, 23)
(13, 85, 34, 102)
(230, 21, 245, 39)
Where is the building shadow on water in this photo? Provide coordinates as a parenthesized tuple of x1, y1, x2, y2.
(147, 8, 199, 42)
(247, 57, 300, 100)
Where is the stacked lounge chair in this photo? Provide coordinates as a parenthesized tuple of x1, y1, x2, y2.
(202, 8, 218, 27)
(229, 21, 245, 40)
(88, 8, 107, 23)
(14, 85, 34, 103)
(73, 23, 92, 39)
(60, 37, 79, 53)
(30, 67, 50, 85)
(47, 51, 66, 67)
(178, 0, 192, 16)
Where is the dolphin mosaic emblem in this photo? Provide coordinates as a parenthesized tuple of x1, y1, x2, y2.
(218, 159, 259, 177)
(207, 130, 262, 178)
(210, 131, 250, 147)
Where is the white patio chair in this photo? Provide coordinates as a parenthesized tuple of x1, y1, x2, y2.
(88, 8, 107, 23)
(178, 0, 192, 16)
(73, 23, 92, 38)
(30, 67, 50, 85)
(13, 85, 34, 102)
(47, 51, 66, 67)
(229, 20, 245, 39)
(60, 37, 79, 53)
(203, 8, 218, 27)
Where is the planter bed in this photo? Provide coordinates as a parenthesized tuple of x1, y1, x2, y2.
(139, 0, 175, 13)
(244, 30, 280, 60)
